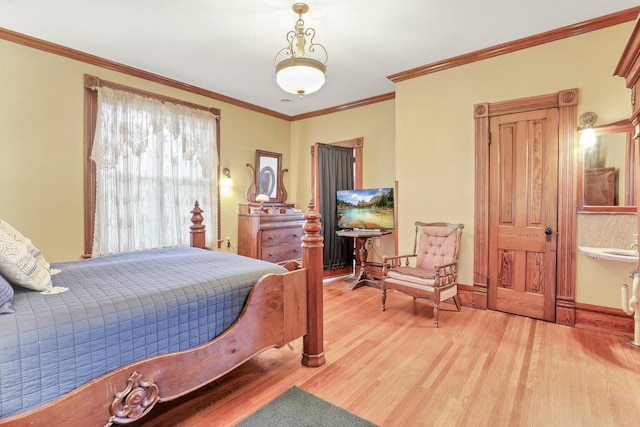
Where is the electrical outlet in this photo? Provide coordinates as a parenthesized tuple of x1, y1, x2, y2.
(225, 237, 231, 248)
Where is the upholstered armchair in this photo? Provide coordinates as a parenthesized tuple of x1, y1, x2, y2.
(381, 222, 464, 327)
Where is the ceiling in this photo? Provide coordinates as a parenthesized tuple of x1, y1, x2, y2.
(1, 1, 639, 118)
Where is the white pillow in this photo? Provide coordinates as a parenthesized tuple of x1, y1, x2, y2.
(0, 222, 52, 291)
(0, 220, 52, 269)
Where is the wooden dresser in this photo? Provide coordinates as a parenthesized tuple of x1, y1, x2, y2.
(237, 212, 305, 263)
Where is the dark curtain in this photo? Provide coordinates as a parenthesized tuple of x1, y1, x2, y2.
(318, 143, 354, 269)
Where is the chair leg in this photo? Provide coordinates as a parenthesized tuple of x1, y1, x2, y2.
(381, 287, 386, 311)
(433, 290, 441, 328)
(453, 294, 462, 311)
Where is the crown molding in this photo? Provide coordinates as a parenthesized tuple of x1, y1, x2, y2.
(0, 27, 291, 121)
(2, 6, 638, 122)
(0, 26, 394, 122)
(388, 6, 640, 83)
(289, 92, 396, 121)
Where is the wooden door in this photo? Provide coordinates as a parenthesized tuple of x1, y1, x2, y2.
(488, 108, 558, 321)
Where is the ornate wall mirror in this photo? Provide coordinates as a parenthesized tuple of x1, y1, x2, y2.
(245, 150, 289, 204)
(577, 119, 635, 213)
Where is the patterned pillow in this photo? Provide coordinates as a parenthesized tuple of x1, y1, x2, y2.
(0, 273, 15, 314)
(0, 223, 52, 291)
(0, 220, 51, 270)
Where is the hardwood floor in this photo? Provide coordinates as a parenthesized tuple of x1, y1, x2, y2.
(134, 278, 640, 427)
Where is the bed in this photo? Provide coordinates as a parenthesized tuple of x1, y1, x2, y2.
(0, 202, 324, 426)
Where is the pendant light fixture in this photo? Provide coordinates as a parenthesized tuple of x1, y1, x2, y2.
(275, 3, 328, 98)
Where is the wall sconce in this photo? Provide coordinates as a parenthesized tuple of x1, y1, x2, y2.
(579, 112, 597, 147)
(221, 168, 233, 188)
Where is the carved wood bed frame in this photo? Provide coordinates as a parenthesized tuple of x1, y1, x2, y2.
(1, 202, 325, 426)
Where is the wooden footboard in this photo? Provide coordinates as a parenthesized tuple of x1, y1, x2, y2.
(1, 269, 307, 426)
(0, 202, 324, 426)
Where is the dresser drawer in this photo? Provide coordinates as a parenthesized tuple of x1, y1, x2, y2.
(261, 227, 303, 247)
(260, 243, 301, 263)
(237, 212, 304, 261)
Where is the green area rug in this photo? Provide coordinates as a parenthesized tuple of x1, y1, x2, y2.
(235, 386, 378, 427)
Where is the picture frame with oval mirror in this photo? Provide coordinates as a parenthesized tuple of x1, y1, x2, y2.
(577, 119, 635, 213)
(245, 150, 290, 205)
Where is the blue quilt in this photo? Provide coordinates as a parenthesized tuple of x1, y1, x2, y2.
(0, 247, 286, 418)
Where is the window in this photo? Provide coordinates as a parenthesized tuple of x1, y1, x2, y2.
(84, 75, 220, 257)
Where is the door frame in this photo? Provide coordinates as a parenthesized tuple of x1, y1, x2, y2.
(473, 88, 579, 326)
(311, 137, 363, 208)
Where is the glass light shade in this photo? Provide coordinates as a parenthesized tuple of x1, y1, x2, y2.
(220, 176, 233, 188)
(580, 128, 596, 147)
(276, 57, 326, 96)
(255, 194, 270, 202)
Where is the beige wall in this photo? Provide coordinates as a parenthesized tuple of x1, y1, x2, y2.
(290, 100, 397, 261)
(394, 22, 635, 307)
(0, 38, 290, 262)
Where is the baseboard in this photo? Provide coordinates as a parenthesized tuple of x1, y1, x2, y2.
(458, 285, 633, 337)
(574, 302, 634, 338)
(323, 266, 353, 278)
(555, 297, 576, 327)
(457, 284, 476, 307)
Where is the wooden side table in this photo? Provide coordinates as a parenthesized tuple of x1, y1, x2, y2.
(336, 229, 392, 290)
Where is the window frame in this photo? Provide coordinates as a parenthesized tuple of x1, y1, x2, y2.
(83, 74, 221, 257)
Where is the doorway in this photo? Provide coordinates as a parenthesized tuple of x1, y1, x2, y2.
(473, 89, 579, 325)
(311, 137, 363, 278)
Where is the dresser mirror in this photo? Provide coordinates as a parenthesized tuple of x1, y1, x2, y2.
(577, 119, 635, 213)
(256, 150, 280, 199)
(245, 150, 289, 204)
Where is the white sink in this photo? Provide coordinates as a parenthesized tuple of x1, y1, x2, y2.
(603, 248, 638, 257)
(578, 246, 638, 263)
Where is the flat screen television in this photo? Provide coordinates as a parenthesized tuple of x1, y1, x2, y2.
(336, 187, 395, 230)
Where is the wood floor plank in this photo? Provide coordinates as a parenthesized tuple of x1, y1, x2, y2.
(133, 279, 640, 427)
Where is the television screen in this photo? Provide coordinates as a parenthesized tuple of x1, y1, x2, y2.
(336, 187, 395, 230)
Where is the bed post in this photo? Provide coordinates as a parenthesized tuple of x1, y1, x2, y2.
(301, 200, 326, 367)
(190, 201, 206, 249)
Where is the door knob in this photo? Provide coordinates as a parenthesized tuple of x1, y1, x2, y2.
(544, 227, 552, 242)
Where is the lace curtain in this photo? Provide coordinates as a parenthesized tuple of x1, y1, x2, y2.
(91, 87, 218, 257)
